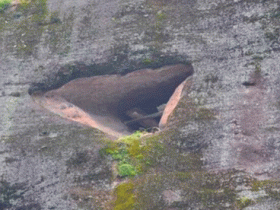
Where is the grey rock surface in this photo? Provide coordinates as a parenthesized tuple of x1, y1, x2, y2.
(1, 0, 280, 209)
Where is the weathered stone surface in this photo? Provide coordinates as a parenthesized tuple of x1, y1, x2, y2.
(159, 77, 193, 129)
(1, 0, 280, 209)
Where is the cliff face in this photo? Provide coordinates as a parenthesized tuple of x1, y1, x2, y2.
(1, 0, 280, 209)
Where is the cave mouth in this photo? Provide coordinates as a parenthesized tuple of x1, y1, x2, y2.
(32, 64, 193, 138)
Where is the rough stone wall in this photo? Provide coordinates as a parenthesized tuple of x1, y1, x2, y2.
(1, 0, 280, 209)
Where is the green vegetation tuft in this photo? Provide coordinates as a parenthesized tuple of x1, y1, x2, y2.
(102, 131, 153, 177)
(102, 131, 173, 178)
(118, 164, 137, 177)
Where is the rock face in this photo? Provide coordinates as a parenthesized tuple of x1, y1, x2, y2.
(33, 64, 193, 137)
(1, 0, 280, 209)
(159, 77, 193, 129)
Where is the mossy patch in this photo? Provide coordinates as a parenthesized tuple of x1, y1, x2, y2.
(250, 179, 280, 199)
(1, 0, 75, 58)
(113, 182, 135, 210)
(101, 131, 154, 177)
(133, 170, 238, 209)
(2, 0, 48, 57)
(118, 164, 137, 177)
(0, 0, 12, 11)
(236, 196, 254, 209)
(100, 129, 278, 209)
(103, 130, 243, 209)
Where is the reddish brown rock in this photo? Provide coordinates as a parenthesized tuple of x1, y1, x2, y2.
(159, 77, 193, 129)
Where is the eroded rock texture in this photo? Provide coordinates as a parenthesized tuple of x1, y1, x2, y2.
(1, 0, 280, 209)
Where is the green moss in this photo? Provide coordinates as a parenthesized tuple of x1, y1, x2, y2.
(236, 196, 254, 209)
(0, 0, 74, 58)
(101, 131, 172, 177)
(250, 179, 280, 200)
(198, 175, 236, 208)
(251, 180, 273, 191)
(200, 188, 232, 208)
(114, 182, 135, 210)
(133, 170, 237, 209)
(0, 0, 12, 10)
(134, 174, 166, 210)
(118, 131, 145, 157)
(12, 0, 48, 57)
(102, 131, 265, 209)
(101, 131, 148, 177)
(118, 164, 137, 177)
(175, 171, 192, 181)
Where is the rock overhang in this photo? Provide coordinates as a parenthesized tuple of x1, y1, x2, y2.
(31, 64, 193, 138)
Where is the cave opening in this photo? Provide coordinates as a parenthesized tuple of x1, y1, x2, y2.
(32, 64, 193, 137)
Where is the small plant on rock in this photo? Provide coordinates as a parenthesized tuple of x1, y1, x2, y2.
(102, 131, 150, 177)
